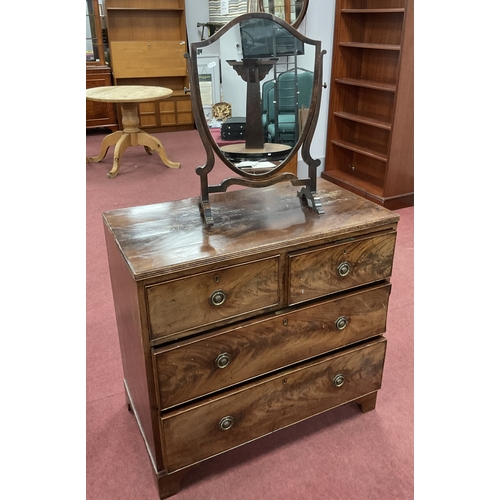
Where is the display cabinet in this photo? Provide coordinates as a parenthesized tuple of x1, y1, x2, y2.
(86, 0, 118, 131)
(105, 0, 194, 132)
(322, 0, 413, 209)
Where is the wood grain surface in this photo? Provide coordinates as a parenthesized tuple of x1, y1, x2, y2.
(102, 178, 399, 281)
(161, 337, 387, 472)
(146, 256, 279, 340)
(288, 231, 396, 304)
(154, 283, 391, 410)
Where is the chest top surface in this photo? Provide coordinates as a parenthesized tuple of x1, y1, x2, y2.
(102, 178, 399, 280)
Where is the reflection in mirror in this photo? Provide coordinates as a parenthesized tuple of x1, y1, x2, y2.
(187, 13, 325, 225)
(248, 0, 306, 25)
(201, 0, 308, 38)
(195, 16, 314, 170)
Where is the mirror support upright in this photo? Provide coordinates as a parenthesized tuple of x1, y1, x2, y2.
(186, 12, 326, 225)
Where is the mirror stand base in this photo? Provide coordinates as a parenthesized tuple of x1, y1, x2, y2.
(198, 180, 325, 227)
(296, 186, 325, 215)
(198, 198, 214, 226)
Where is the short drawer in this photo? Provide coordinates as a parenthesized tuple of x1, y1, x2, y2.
(146, 256, 279, 341)
(153, 283, 391, 410)
(288, 231, 396, 304)
(161, 337, 387, 472)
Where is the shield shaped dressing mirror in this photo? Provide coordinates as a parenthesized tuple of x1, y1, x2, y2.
(186, 12, 326, 225)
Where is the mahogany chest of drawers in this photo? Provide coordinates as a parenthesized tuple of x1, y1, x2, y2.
(103, 178, 399, 498)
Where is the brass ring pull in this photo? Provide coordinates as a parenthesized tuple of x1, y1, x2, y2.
(335, 316, 348, 330)
(215, 352, 232, 369)
(209, 289, 226, 306)
(218, 415, 234, 431)
(332, 374, 345, 388)
(337, 261, 351, 277)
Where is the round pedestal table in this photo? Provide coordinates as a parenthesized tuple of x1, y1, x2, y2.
(86, 85, 181, 178)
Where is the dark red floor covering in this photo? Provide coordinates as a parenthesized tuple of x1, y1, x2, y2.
(86, 129, 414, 500)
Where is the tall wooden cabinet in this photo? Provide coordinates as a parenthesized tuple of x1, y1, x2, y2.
(105, 0, 194, 132)
(322, 0, 413, 209)
(86, 0, 118, 131)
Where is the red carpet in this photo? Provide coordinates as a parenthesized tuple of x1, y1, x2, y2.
(86, 129, 414, 500)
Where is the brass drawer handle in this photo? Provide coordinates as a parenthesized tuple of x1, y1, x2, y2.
(337, 261, 351, 277)
(332, 374, 345, 387)
(218, 415, 234, 431)
(215, 352, 232, 369)
(335, 316, 348, 330)
(209, 289, 226, 306)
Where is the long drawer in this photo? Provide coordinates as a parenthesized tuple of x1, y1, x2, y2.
(161, 337, 387, 472)
(153, 283, 391, 410)
(288, 231, 396, 305)
(146, 256, 279, 341)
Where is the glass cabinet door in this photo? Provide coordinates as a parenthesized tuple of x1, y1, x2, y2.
(86, 0, 107, 64)
(249, 1, 304, 25)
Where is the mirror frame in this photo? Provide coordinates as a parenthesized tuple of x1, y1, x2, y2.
(186, 12, 326, 225)
(290, 0, 309, 29)
(259, 0, 309, 30)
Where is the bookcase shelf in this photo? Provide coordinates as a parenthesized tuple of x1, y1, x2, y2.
(332, 138, 388, 162)
(333, 111, 392, 130)
(322, 0, 413, 209)
(339, 42, 401, 51)
(335, 78, 397, 92)
(342, 8, 405, 14)
(327, 168, 385, 199)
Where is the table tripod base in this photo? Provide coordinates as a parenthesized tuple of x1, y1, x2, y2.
(87, 130, 181, 179)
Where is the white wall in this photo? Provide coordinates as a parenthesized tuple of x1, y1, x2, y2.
(208, 25, 247, 117)
(185, 0, 210, 45)
(296, 0, 336, 175)
(184, 0, 336, 173)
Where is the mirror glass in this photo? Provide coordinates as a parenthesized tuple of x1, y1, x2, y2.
(191, 15, 317, 177)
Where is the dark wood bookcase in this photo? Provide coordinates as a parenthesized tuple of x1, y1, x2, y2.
(322, 0, 413, 209)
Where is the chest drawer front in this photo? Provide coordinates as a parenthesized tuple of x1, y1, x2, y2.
(161, 337, 386, 472)
(154, 283, 391, 410)
(146, 256, 279, 341)
(288, 231, 396, 305)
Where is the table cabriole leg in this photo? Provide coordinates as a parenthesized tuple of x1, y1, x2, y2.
(107, 133, 132, 179)
(87, 130, 123, 163)
(137, 132, 181, 169)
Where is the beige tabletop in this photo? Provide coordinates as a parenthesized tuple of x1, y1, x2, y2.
(86, 85, 173, 103)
